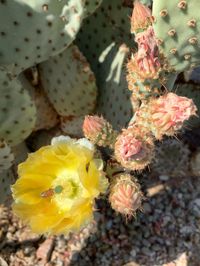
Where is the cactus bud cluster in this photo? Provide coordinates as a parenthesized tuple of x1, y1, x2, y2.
(127, 3, 161, 100)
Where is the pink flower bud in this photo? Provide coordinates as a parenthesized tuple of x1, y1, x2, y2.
(83, 115, 117, 147)
(83, 115, 104, 138)
(117, 134, 143, 161)
(151, 93, 197, 137)
(131, 0, 153, 33)
(109, 174, 143, 218)
(135, 93, 197, 140)
(114, 127, 154, 170)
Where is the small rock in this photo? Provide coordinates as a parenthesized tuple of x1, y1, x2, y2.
(106, 220, 113, 230)
(141, 247, 151, 255)
(163, 262, 175, 266)
(23, 246, 35, 256)
(162, 215, 171, 226)
(130, 249, 137, 258)
(0, 257, 8, 266)
(146, 184, 165, 197)
(180, 225, 194, 236)
(159, 175, 169, 181)
(36, 237, 55, 263)
(142, 202, 152, 213)
(190, 198, 200, 217)
(176, 252, 188, 266)
(123, 262, 140, 266)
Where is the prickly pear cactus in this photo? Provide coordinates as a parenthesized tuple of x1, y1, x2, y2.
(0, 140, 14, 173)
(83, 0, 102, 17)
(61, 116, 85, 137)
(152, 0, 200, 72)
(19, 74, 58, 131)
(0, 0, 85, 75)
(95, 44, 133, 129)
(76, 0, 134, 129)
(0, 68, 36, 146)
(0, 168, 15, 204)
(140, 0, 152, 6)
(39, 44, 97, 116)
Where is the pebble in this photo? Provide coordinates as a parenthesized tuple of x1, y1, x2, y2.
(130, 249, 137, 258)
(190, 198, 200, 217)
(142, 202, 152, 213)
(23, 246, 35, 256)
(36, 237, 55, 263)
(159, 175, 170, 181)
(162, 215, 172, 226)
(180, 225, 194, 235)
(141, 247, 151, 255)
(0, 257, 8, 266)
(106, 221, 113, 230)
(142, 239, 151, 247)
(152, 244, 161, 252)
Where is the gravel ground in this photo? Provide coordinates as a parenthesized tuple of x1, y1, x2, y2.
(0, 173, 200, 266)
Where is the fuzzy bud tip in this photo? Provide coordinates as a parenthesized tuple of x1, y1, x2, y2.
(131, 0, 153, 33)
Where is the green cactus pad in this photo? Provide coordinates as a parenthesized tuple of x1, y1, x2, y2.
(151, 139, 190, 177)
(84, 0, 102, 17)
(140, 0, 152, 7)
(39, 44, 97, 116)
(0, 68, 36, 146)
(153, 0, 200, 72)
(175, 83, 200, 128)
(77, 0, 133, 129)
(61, 116, 84, 137)
(0, 0, 85, 75)
(0, 140, 14, 173)
(34, 88, 59, 131)
(0, 168, 15, 204)
(96, 44, 133, 129)
(20, 74, 58, 131)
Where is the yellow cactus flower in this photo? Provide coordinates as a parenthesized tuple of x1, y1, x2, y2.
(12, 136, 108, 235)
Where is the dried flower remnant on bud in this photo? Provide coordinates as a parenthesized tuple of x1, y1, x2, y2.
(127, 27, 161, 85)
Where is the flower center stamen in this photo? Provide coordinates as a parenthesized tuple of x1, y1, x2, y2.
(54, 185, 63, 194)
